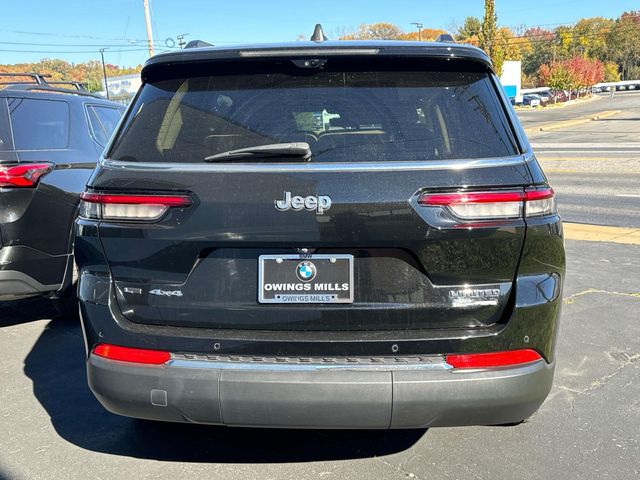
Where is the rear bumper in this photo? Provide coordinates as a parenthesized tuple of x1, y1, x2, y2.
(0, 246, 72, 300)
(0, 269, 61, 300)
(88, 354, 554, 429)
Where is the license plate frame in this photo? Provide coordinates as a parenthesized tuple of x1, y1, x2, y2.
(258, 254, 354, 304)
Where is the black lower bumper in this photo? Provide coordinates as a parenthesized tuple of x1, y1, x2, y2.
(0, 246, 71, 300)
(88, 354, 554, 429)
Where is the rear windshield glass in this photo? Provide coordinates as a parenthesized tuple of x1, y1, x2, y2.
(8, 98, 69, 150)
(109, 59, 518, 163)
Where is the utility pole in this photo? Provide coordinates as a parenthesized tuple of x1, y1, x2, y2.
(143, 0, 155, 57)
(99, 48, 110, 100)
(411, 22, 423, 41)
(177, 33, 189, 49)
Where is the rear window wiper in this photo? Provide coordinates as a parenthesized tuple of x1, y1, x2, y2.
(204, 142, 312, 162)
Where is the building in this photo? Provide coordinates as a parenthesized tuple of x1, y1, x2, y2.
(99, 73, 141, 104)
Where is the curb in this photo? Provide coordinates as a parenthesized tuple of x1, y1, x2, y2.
(563, 222, 640, 245)
(524, 110, 622, 134)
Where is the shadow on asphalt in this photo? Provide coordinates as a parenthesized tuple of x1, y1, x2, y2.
(0, 297, 60, 327)
(23, 311, 426, 463)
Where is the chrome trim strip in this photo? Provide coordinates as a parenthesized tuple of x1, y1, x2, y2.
(166, 359, 452, 372)
(100, 156, 527, 173)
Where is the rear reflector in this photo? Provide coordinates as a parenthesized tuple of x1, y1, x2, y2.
(0, 163, 52, 187)
(445, 349, 543, 369)
(79, 192, 192, 221)
(93, 344, 170, 365)
(417, 188, 555, 221)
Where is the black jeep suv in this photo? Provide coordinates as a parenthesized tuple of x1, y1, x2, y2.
(76, 38, 565, 429)
(0, 74, 124, 309)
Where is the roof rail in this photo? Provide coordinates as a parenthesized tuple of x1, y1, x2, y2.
(185, 40, 213, 49)
(435, 33, 456, 43)
(0, 72, 99, 97)
(47, 80, 89, 91)
(0, 72, 50, 86)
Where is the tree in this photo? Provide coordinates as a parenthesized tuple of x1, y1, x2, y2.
(607, 11, 640, 80)
(539, 57, 604, 99)
(564, 56, 604, 96)
(479, 0, 497, 58)
(457, 17, 482, 42)
(340, 23, 403, 40)
(397, 28, 446, 42)
(492, 27, 523, 75)
(603, 62, 621, 82)
(539, 62, 575, 99)
(521, 27, 555, 77)
(0, 59, 141, 92)
(571, 17, 614, 60)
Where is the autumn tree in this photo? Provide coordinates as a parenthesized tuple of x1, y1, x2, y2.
(491, 27, 523, 75)
(539, 62, 574, 99)
(340, 23, 403, 40)
(603, 62, 621, 82)
(456, 17, 482, 42)
(564, 56, 605, 96)
(479, 0, 497, 59)
(0, 59, 141, 92)
(607, 11, 640, 80)
(521, 27, 555, 77)
(539, 57, 605, 99)
(397, 28, 446, 42)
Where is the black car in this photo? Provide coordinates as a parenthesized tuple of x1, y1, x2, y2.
(76, 35, 565, 429)
(0, 73, 124, 312)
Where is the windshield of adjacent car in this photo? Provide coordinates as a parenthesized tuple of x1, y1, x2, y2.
(109, 58, 519, 163)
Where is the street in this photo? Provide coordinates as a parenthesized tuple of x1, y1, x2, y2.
(527, 91, 640, 227)
(1, 97, 639, 479)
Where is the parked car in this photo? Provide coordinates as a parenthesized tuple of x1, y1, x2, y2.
(0, 73, 125, 313)
(76, 33, 565, 429)
(536, 91, 551, 103)
(523, 94, 542, 107)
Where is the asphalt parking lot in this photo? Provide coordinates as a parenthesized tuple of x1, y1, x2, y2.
(1, 94, 639, 480)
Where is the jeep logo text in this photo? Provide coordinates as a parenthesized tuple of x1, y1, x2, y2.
(275, 191, 332, 214)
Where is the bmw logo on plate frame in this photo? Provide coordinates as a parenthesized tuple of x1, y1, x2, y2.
(296, 261, 317, 282)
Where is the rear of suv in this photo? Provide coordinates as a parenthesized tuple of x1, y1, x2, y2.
(0, 73, 124, 308)
(76, 38, 565, 429)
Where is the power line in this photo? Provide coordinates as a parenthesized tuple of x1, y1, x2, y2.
(0, 47, 166, 54)
(0, 40, 155, 48)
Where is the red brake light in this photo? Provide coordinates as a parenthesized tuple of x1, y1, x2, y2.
(93, 344, 170, 365)
(80, 193, 192, 207)
(445, 349, 543, 369)
(417, 187, 556, 221)
(79, 192, 192, 220)
(524, 188, 554, 201)
(0, 163, 52, 187)
(418, 191, 524, 206)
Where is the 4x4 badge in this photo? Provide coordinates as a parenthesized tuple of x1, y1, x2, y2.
(275, 191, 331, 215)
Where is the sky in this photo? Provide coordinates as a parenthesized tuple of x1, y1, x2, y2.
(0, 0, 638, 67)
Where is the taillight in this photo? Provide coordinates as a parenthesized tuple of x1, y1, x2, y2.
(93, 344, 170, 365)
(445, 349, 543, 369)
(417, 187, 556, 221)
(0, 163, 52, 187)
(79, 192, 192, 221)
